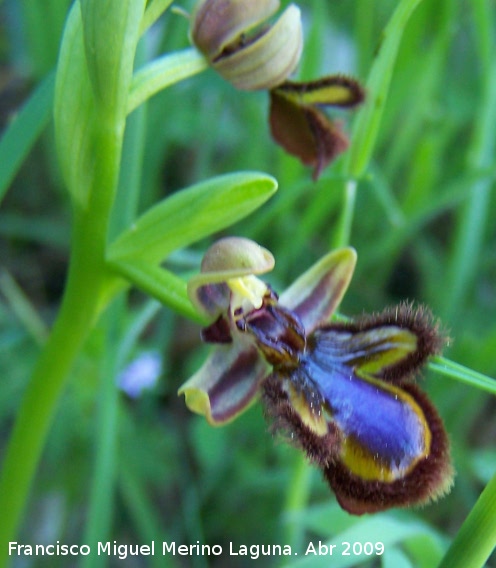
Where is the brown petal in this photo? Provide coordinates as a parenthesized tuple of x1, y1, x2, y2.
(269, 90, 350, 179)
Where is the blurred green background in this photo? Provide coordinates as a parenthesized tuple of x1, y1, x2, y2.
(0, 0, 495, 566)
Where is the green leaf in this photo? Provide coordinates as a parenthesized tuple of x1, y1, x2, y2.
(80, 0, 146, 118)
(345, 0, 424, 179)
(382, 548, 413, 568)
(54, 1, 97, 205)
(140, 0, 174, 35)
(438, 471, 496, 568)
(332, 0, 425, 248)
(286, 513, 444, 568)
(0, 72, 55, 206)
(429, 356, 496, 396)
(107, 172, 277, 264)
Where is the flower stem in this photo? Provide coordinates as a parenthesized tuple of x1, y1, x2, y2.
(332, 178, 357, 248)
(0, 114, 122, 567)
(0, 231, 109, 565)
(127, 48, 208, 115)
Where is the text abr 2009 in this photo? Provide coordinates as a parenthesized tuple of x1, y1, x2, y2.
(306, 541, 384, 556)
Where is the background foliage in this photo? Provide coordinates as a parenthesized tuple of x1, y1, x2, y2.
(0, 0, 495, 566)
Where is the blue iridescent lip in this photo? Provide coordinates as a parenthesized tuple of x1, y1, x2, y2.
(306, 327, 430, 479)
(296, 342, 429, 481)
(256, 304, 453, 515)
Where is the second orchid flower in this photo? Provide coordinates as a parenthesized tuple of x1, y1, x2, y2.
(190, 0, 365, 179)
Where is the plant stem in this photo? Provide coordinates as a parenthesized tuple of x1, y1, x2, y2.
(82, 72, 148, 563)
(0, 230, 109, 565)
(0, 116, 122, 568)
(127, 48, 208, 115)
(332, 179, 357, 249)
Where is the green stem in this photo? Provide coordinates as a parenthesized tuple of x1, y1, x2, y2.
(127, 48, 208, 115)
(438, 471, 496, 568)
(83, 69, 148, 563)
(0, 113, 122, 568)
(0, 227, 109, 566)
(332, 179, 357, 248)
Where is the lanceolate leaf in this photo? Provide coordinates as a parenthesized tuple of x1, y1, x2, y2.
(107, 172, 277, 264)
(0, 72, 55, 206)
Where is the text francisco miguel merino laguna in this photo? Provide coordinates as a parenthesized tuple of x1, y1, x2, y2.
(9, 541, 314, 560)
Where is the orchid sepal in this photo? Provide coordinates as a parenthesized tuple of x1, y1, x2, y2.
(190, 0, 303, 91)
(280, 247, 357, 333)
(187, 237, 274, 319)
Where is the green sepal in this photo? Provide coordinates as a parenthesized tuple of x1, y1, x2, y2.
(106, 172, 277, 264)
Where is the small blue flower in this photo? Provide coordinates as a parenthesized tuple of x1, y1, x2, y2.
(118, 352, 162, 398)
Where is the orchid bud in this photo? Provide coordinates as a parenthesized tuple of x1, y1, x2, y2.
(190, 0, 303, 90)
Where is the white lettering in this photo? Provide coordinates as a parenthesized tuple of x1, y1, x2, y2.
(211, 545, 223, 555)
(306, 542, 316, 555)
(98, 542, 110, 555)
(163, 541, 175, 554)
(177, 545, 189, 555)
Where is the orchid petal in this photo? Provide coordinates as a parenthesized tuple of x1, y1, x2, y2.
(323, 382, 453, 515)
(279, 247, 356, 333)
(178, 341, 270, 425)
(269, 77, 364, 179)
(262, 320, 452, 514)
(273, 75, 365, 108)
(319, 302, 445, 383)
(310, 325, 417, 377)
(269, 91, 350, 180)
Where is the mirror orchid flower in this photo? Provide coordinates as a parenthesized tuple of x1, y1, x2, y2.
(189, 0, 365, 179)
(179, 237, 453, 514)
